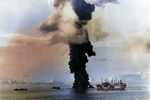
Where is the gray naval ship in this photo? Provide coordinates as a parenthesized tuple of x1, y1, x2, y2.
(96, 78, 127, 90)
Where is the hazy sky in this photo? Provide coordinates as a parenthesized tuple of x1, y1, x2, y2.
(0, 0, 149, 85)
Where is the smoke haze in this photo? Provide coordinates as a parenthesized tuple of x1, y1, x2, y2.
(123, 32, 150, 54)
(38, 1, 86, 44)
(0, 34, 69, 81)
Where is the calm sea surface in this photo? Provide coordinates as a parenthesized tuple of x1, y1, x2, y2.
(1, 84, 149, 100)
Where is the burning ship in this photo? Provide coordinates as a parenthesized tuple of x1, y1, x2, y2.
(96, 78, 127, 90)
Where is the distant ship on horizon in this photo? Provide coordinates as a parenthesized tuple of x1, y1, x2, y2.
(96, 78, 127, 90)
(14, 88, 27, 91)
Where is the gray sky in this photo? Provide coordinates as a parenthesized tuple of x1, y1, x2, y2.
(0, 0, 149, 85)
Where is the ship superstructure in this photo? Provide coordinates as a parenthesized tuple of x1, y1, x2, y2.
(96, 78, 126, 90)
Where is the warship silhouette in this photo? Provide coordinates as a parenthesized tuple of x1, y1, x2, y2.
(14, 88, 27, 91)
(96, 78, 126, 90)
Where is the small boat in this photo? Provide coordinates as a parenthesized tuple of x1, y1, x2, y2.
(14, 88, 28, 91)
(96, 78, 126, 90)
(51, 86, 60, 90)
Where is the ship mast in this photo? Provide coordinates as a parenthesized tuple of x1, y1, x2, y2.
(105, 78, 108, 82)
(111, 79, 114, 85)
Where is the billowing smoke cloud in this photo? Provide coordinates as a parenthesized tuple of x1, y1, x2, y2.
(85, 17, 109, 42)
(38, 1, 89, 44)
(71, 0, 95, 20)
(38, 0, 109, 45)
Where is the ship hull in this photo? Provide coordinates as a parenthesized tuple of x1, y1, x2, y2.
(97, 83, 126, 90)
(14, 88, 27, 91)
(97, 87, 126, 90)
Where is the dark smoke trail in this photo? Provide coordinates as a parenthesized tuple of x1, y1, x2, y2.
(69, 0, 96, 89)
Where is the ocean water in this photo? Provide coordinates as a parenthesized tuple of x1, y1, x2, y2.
(1, 84, 149, 100)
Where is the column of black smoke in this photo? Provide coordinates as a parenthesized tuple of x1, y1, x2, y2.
(69, 0, 96, 89)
